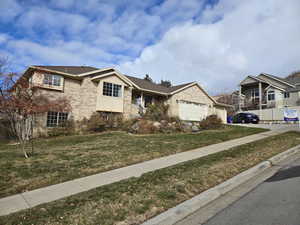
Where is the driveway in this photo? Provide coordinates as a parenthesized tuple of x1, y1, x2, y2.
(231, 123, 300, 131)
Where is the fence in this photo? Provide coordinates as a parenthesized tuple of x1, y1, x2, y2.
(244, 106, 300, 121)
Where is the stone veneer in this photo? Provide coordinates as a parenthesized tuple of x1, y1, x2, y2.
(167, 84, 214, 117)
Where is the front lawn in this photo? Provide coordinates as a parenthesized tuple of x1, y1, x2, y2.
(0, 125, 266, 198)
(1, 131, 299, 225)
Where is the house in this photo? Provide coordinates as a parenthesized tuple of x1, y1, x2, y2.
(213, 91, 245, 112)
(239, 73, 300, 111)
(22, 65, 228, 130)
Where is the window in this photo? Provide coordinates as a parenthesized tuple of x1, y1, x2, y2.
(144, 95, 153, 107)
(251, 88, 259, 99)
(284, 92, 290, 98)
(103, 82, 122, 97)
(267, 90, 275, 101)
(132, 92, 141, 105)
(47, 111, 68, 127)
(43, 74, 62, 86)
(113, 84, 122, 97)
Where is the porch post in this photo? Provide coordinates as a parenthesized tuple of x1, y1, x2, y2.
(259, 82, 262, 119)
(238, 85, 242, 112)
(140, 92, 144, 108)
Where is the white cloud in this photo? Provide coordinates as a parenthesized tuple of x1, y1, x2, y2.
(17, 7, 90, 36)
(119, 0, 300, 94)
(4, 38, 130, 71)
(0, 0, 22, 21)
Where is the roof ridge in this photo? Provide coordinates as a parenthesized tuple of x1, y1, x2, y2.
(260, 73, 294, 86)
(125, 75, 193, 88)
(33, 65, 99, 68)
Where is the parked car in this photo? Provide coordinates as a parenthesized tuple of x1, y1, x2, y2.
(227, 116, 233, 123)
(232, 113, 259, 124)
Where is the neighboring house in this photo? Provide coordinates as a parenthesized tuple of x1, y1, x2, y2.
(213, 91, 244, 112)
(239, 73, 300, 111)
(22, 65, 228, 131)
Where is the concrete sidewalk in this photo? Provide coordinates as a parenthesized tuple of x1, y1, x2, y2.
(0, 128, 292, 216)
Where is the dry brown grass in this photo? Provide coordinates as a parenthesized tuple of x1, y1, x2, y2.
(0, 126, 266, 198)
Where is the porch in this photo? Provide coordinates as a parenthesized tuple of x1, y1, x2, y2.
(131, 90, 167, 115)
(239, 78, 276, 111)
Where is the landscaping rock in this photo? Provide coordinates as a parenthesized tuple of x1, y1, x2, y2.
(160, 119, 167, 123)
(130, 122, 140, 133)
(191, 125, 200, 132)
(153, 121, 161, 128)
(181, 122, 192, 132)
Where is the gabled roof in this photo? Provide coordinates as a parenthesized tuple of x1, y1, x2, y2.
(125, 75, 171, 93)
(33, 65, 99, 75)
(27, 66, 220, 104)
(241, 73, 295, 92)
(168, 82, 195, 93)
(259, 73, 295, 87)
(124, 75, 193, 94)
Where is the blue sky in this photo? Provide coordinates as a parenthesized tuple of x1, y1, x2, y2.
(0, 0, 299, 94)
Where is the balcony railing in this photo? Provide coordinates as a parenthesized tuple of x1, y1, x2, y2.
(241, 97, 268, 110)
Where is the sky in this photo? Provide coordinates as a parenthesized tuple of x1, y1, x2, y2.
(0, 0, 299, 94)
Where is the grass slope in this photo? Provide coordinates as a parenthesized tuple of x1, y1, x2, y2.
(1, 131, 299, 225)
(0, 126, 265, 198)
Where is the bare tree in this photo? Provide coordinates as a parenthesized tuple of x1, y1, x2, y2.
(215, 93, 233, 105)
(0, 57, 70, 158)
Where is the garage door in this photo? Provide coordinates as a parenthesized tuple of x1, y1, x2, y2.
(178, 101, 208, 121)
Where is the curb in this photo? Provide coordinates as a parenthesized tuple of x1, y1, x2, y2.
(141, 145, 300, 225)
(267, 145, 300, 165)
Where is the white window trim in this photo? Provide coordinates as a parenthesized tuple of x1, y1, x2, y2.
(47, 112, 68, 127)
(284, 92, 290, 98)
(44, 74, 62, 86)
(103, 82, 122, 97)
(267, 90, 275, 101)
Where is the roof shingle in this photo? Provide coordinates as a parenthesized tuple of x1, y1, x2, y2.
(125, 75, 193, 94)
(33, 65, 99, 75)
(32, 66, 194, 94)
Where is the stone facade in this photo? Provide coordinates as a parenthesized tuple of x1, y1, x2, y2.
(123, 86, 134, 119)
(167, 85, 214, 117)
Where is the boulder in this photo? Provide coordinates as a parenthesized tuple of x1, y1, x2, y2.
(153, 121, 161, 128)
(191, 125, 200, 132)
(130, 121, 140, 133)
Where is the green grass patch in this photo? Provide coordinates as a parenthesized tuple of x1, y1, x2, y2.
(1, 131, 299, 225)
(0, 125, 266, 198)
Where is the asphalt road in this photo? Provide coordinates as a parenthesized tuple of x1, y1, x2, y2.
(202, 157, 300, 225)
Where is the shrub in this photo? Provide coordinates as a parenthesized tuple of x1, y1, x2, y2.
(143, 103, 169, 121)
(200, 115, 223, 130)
(48, 119, 76, 137)
(121, 118, 139, 132)
(104, 113, 123, 129)
(0, 118, 14, 140)
(86, 112, 106, 132)
(136, 120, 158, 134)
(168, 116, 181, 123)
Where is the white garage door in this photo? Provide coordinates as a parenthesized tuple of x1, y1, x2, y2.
(178, 101, 208, 121)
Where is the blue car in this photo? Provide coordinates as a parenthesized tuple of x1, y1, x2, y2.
(232, 113, 259, 124)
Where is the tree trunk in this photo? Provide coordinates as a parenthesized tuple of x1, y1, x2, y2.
(31, 137, 34, 156)
(20, 140, 28, 159)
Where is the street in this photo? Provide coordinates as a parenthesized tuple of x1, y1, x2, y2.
(177, 156, 300, 225)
